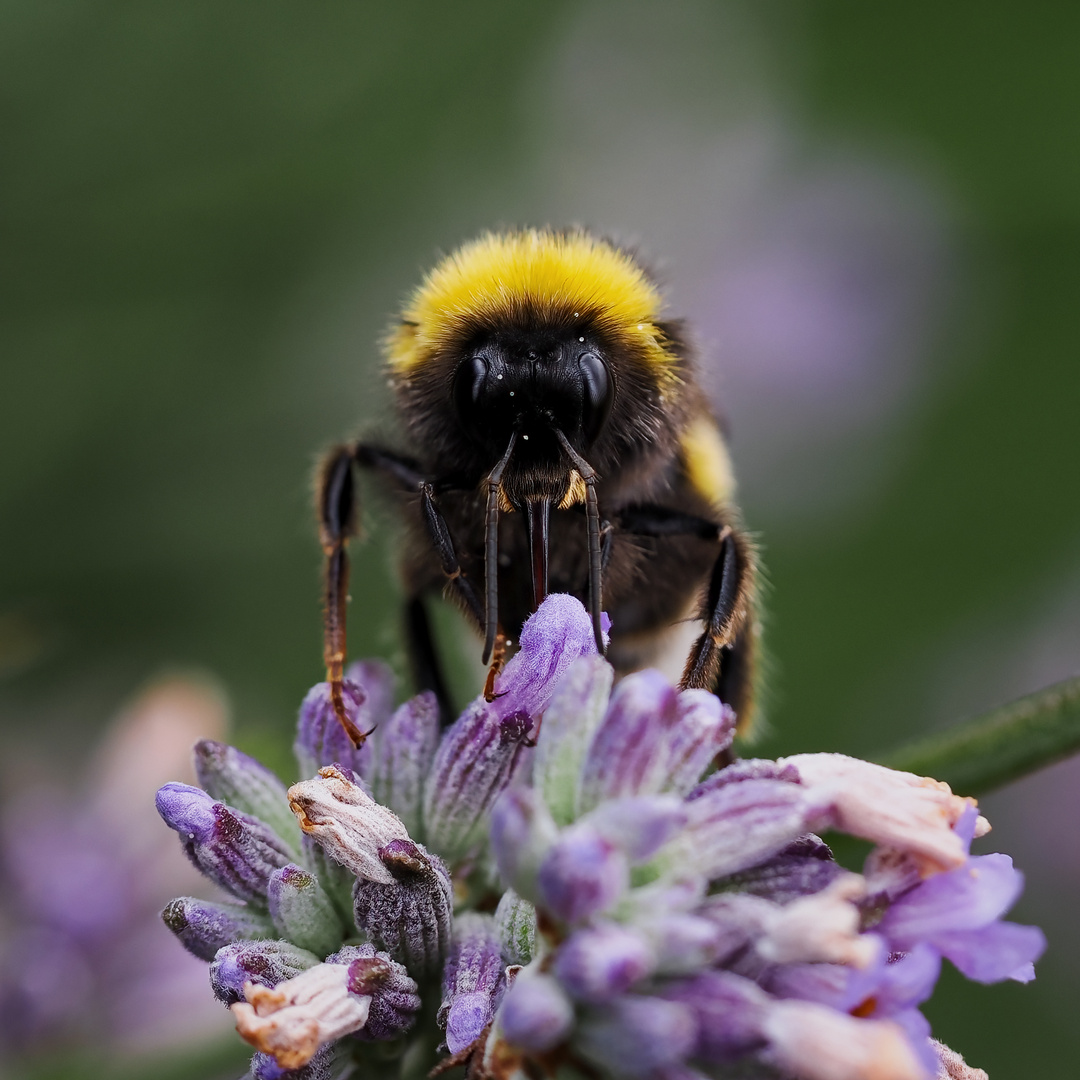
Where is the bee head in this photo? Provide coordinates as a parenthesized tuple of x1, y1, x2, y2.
(452, 327, 613, 467)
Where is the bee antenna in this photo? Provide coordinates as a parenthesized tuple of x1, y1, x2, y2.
(482, 432, 518, 664)
(552, 428, 605, 656)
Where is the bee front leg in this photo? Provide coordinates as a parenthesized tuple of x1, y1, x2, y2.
(316, 444, 369, 747)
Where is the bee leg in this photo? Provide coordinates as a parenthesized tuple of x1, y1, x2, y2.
(404, 594, 456, 726)
(679, 525, 754, 696)
(353, 443, 485, 633)
(616, 505, 756, 729)
(316, 444, 370, 747)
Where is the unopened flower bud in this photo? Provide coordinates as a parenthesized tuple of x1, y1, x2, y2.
(660, 691, 735, 796)
(439, 913, 506, 1053)
(211, 939, 320, 1005)
(536, 823, 629, 925)
(423, 700, 533, 863)
(583, 795, 687, 862)
(497, 971, 574, 1053)
(577, 995, 697, 1077)
(490, 787, 559, 902)
(162, 896, 275, 961)
(294, 659, 394, 779)
(249, 1045, 336, 1080)
(659, 970, 766, 1063)
(328, 943, 421, 1041)
(493, 889, 537, 967)
(717, 833, 844, 904)
(156, 782, 295, 905)
(653, 778, 808, 880)
(194, 740, 300, 850)
(578, 670, 681, 811)
(352, 839, 453, 979)
(533, 654, 614, 825)
(761, 999, 928, 1080)
(287, 766, 411, 885)
(268, 865, 344, 958)
(231, 962, 371, 1070)
(367, 692, 439, 838)
(553, 923, 655, 1002)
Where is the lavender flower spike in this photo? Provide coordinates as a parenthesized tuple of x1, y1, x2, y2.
(440, 913, 507, 1053)
(287, 765, 411, 885)
(268, 864, 344, 958)
(195, 739, 301, 850)
(156, 782, 296, 905)
(162, 896, 275, 961)
(232, 962, 372, 1070)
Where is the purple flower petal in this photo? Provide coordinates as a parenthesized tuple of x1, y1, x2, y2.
(659, 970, 766, 1063)
(582, 795, 688, 862)
(661, 691, 736, 796)
(936, 921, 1046, 984)
(879, 854, 1025, 948)
(490, 787, 559, 902)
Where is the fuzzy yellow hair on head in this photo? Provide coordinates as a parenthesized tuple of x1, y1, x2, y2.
(386, 229, 677, 374)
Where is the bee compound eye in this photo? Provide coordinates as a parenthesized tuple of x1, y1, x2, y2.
(578, 351, 613, 443)
(453, 353, 489, 434)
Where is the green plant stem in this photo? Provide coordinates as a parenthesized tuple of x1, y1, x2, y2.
(879, 675, 1080, 796)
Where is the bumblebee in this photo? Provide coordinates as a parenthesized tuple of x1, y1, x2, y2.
(317, 229, 758, 744)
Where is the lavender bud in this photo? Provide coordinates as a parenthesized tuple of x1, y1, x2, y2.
(660, 691, 736, 796)
(194, 740, 301, 850)
(583, 795, 687, 862)
(553, 923, 655, 1003)
(288, 766, 411, 885)
(156, 782, 296, 906)
(494, 889, 537, 967)
(268, 865, 344, 958)
(536, 824, 629, 926)
(490, 787, 559, 903)
(352, 840, 453, 979)
(294, 659, 394, 779)
(534, 655, 614, 825)
(716, 834, 844, 904)
(439, 914, 506, 1053)
(300, 833, 356, 922)
(653, 778, 809, 881)
(647, 914, 726, 975)
(659, 971, 767, 1063)
(162, 896, 275, 961)
(489, 593, 601, 722)
(249, 1045, 336, 1080)
(328, 944, 421, 1041)
(577, 995, 697, 1077)
(497, 971, 574, 1053)
(424, 700, 533, 862)
(578, 670, 680, 811)
(210, 939, 320, 1005)
(367, 692, 439, 838)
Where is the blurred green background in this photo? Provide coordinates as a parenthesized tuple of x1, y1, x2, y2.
(2, 2, 1079, 1077)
